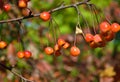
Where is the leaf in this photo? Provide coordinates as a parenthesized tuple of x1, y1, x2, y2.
(100, 66, 116, 77)
(76, 26, 83, 34)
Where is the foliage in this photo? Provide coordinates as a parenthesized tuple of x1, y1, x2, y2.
(0, 0, 120, 82)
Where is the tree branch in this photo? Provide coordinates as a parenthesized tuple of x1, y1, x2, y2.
(0, 0, 90, 24)
(0, 62, 34, 82)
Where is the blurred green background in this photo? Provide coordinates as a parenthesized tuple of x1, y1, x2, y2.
(0, 0, 120, 82)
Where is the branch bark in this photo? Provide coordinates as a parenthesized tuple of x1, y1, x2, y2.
(0, 0, 90, 23)
(0, 62, 34, 82)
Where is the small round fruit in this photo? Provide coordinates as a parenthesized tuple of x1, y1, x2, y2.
(40, 12, 51, 21)
(24, 50, 32, 58)
(0, 41, 7, 49)
(100, 21, 111, 33)
(70, 46, 80, 56)
(89, 41, 98, 48)
(63, 42, 70, 49)
(57, 38, 65, 46)
(85, 33, 94, 43)
(3, 4, 11, 11)
(18, 0, 27, 8)
(21, 8, 30, 16)
(54, 44, 60, 51)
(44, 47, 54, 55)
(105, 31, 115, 41)
(111, 23, 120, 33)
(17, 51, 25, 58)
(93, 34, 103, 43)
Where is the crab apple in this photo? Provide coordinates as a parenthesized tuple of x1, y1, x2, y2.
(85, 33, 94, 43)
(63, 42, 70, 49)
(40, 11, 51, 21)
(3, 4, 11, 11)
(54, 44, 60, 51)
(17, 51, 25, 58)
(44, 47, 54, 55)
(89, 41, 98, 48)
(18, 0, 27, 8)
(57, 38, 65, 46)
(70, 46, 80, 56)
(0, 41, 7, 49)
(105, 31, 115, 41)
(24, 50, 32, 58)
(94, 34, 103, 43)
(100, 31, 108, 37)
(111, 23, 120, 33)
(21, 8, 31, 16)
(100, 21, 111, 33)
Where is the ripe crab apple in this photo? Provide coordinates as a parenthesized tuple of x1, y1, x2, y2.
(57, 38, 65, 46)
(89, 41, 98, 48)
(21, 8, 31, 16)
(54, 44, 60, 51)
(105, 31, 115, 41)
(100, 21, 111, 33)
(40, 11, 51, 21)
(111, 23, 120, 33)
(70, 46, 80, 56)
(3, 4, 11, 11)
(85, 33, 94, 43)
(24, 50, 32, 58)
(17, 51, 25, 58)
(0, 41, 7, 49)
(63, 42, 70, 49)
(44, 47, 54, 55)
(93, 34, 103, 43)
(18, 0, 27, 8)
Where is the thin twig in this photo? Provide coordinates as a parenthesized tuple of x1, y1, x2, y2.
(0, 62, 34, 82)
(0, 0, 90, 24)
(11, 69, 34, 82)
(74, 5, 85, 40)
(87, 4, 97, 34)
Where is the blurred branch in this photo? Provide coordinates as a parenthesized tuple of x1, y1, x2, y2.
(0, 62, 34, 82)
(0, 0, 90, 24)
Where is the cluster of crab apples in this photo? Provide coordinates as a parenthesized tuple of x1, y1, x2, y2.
(39, 12, 81, 56)
(44, 38, 80, 57)
(40, 12, 120, 56)
(1, 0, 120, 57)
(0, 0, 30, 12)
(0, 40, 32, 58)
(17, 50, 32, 59)
(85, 22, 120, 48)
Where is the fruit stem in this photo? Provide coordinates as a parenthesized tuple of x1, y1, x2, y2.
(93, 4, 112, 24)
(87, 3, 97, 34)
(52, 18, 61, 38)
(75, 5, 90, 33)
(0, 62, 34, 82)
(50, 18, 57, 44)
(0, 0, 90, 23)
